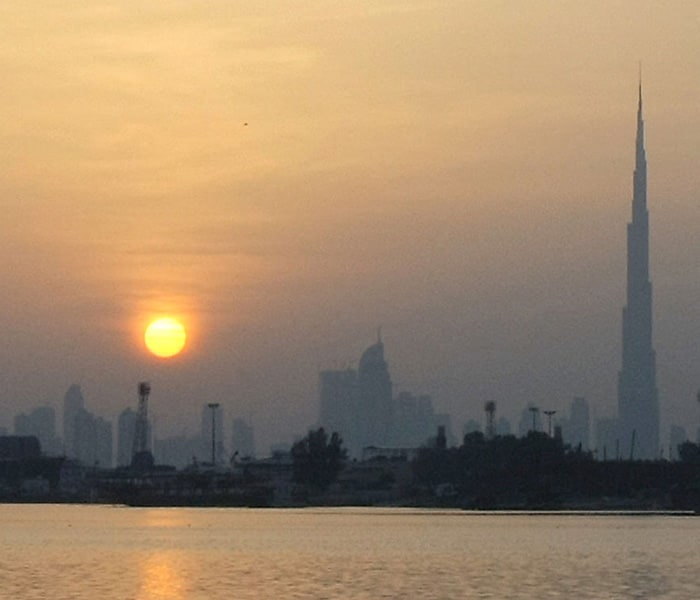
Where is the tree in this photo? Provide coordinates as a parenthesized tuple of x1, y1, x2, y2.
(678, 441, 700, 464)
(291, 428, 347, 490)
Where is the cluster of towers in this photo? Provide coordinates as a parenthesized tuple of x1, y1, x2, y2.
(319, 83, 663, 460)
(319, 333, 452, 457)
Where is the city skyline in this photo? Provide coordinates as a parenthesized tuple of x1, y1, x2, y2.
(1, 3, 699, 453)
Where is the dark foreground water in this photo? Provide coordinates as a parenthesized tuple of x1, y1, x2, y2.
(1, 505, 698, 599)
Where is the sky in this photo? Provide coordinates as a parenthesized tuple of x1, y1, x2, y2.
(1, 1, 699, 452)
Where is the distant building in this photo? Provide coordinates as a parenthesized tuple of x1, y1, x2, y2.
(73, 408, 112, 467)
(63, 384, 85, 457)
(356, 335, 393, 450)
(495, 417, 511, 436)
(616, 82, 660, 460)
(391, 392, 437, 447)
(231, 418, 255, 459)
(319, 368, 358, 451)
(561, 397, 590, 451)
(595, 417, 620, 460)
(319, 335, 393, 457)
(319, 335, 454, 455)
(154, 434, 200, 469)
(668, 425, 687, 461)
(117, 408, 137, 467)
(14, 405, 61, 455)
(463, 419, 482, 438)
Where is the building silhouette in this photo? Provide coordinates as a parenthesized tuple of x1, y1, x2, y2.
(319, 368, 358, 452)
(116, 407, 137, 467)
(561, 397, 590, 451)
(320, 336, 427, 457)
(62, 384, 84, 457)
(668, 424, 687, 461)
(73, 408, 112, 467)
(153, 433, 199, 469)
(391, 391, 441, 447)
(616, 81, 660, 460)
(14, 405, 61, 455)
(356, 334, 393, 450)
(495, 417, 512, 436)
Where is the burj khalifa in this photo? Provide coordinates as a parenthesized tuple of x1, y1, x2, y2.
(616, 81, 660, 460)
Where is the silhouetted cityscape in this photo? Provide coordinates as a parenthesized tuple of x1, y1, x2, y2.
(1, 86, 699, 508)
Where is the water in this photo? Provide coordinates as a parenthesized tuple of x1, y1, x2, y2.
(1, 505, 698, 599)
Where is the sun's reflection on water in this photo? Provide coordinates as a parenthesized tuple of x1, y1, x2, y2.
(137, 551, 188, 600)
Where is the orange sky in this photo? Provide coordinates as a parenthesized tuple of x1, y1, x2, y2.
(1, 1, 699, 449)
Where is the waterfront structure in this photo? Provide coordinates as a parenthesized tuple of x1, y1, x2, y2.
(616, 82, 660, 460)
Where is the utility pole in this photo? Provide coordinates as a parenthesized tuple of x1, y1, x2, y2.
(484, 401, 496, 440)
(529, 406, 539, 432)
(207, 402, 220, 465)
(543, 410, 556, 437)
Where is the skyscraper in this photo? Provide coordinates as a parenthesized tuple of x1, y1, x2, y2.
(356, 335, 393, 450)
(63, 384, 84, 457)
(318, 335, 393, 457)
(617, 81, 660, 460)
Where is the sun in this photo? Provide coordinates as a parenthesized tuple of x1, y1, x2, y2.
(144, 317, 187, 358)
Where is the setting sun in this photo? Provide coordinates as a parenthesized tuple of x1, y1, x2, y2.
(144, 317, 187, 358)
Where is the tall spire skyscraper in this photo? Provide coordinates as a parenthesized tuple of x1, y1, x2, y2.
(617, 80, 660, 459)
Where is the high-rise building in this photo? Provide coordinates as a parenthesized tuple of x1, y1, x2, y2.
(117, 407, 137, 467)
(495, 417, 511, 436)
(319, 368, 358, 451)
(318, 335, 395, 456)
(668, 425, 687, 461)
(616, 81, 660, 460)
(63, 384, 85, 457)
(73, 408, 112, 467)
(391, 391, 437, 447)
(561, 397, 590, 451)
(14, 406, 61, 455)
(153, 434, 200, 469)
(356, 335, 393, 449)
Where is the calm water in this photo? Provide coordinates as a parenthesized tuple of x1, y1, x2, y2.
(1, 505, 698, 599)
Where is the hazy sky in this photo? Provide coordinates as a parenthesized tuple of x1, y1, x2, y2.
(2, 1, 699, 451)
